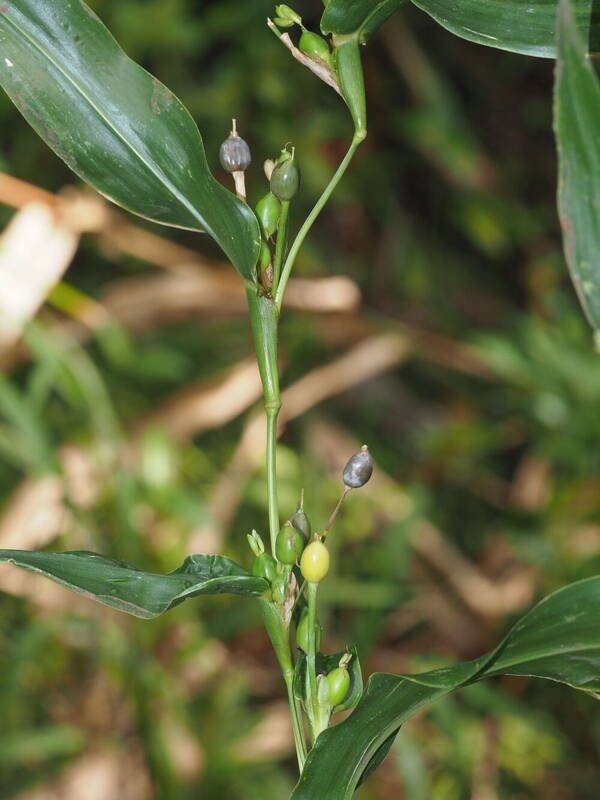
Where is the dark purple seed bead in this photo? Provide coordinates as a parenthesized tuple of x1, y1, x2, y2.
(342, 445, 373, 489)
(291, 509, 311, 540)
(219, 135, 251, 173)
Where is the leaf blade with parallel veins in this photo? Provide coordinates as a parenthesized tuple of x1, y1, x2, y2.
(0, 1, 260, 281)
(410, 0, 600, 58)
(292, 576, 600, 799)
(321, 0, 408, 39)
(0, 550, 268, 619)
(555, 0, 600, 334)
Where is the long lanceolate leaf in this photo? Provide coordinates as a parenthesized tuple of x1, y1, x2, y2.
(410, 0, 600, 58)
(555, 0, 600, 334)
(292, 576, 600, 799)
(0, 1, 260, 281)
(0, 551, 268, 619)
(320, 0, 408, 40)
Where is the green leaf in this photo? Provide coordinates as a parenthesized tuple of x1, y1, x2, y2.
(292, 576, 600, 799)
(555, 0, 600, 334)
(321, 0, 408, 40)
(410, 0, 600, 58)
(355, 731, 398, 789)
(0, 550, 268, 618)
(0, 1, 260, 281)
(293, 646, 363, 713)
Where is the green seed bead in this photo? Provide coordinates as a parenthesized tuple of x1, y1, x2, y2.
(290, 508, 311, 541)
(300, 540, 329, 583)
(296, 610, 322, 652)
(252, 553, 277, 584)
(326, 666, 350, 707)
(255, 192, 281, 238)
(299, 31, 332, 65)
(270, 158, 300, 201)
(275, 524, 304, 565)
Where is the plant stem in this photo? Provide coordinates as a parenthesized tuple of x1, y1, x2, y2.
(246, 293, 306, 765)
(284, 669, 307, 771)
(266, 406, 280, 553)
(259, 600, 307, 769)
(246, 290, 281, 555)
(273, 199, 290, 292)
(306, 581, 320, 742)
(274, 133, 364, 312)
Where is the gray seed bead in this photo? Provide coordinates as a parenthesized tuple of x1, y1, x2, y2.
(342, 445, 373, 488)
(219, 135, 251, 173)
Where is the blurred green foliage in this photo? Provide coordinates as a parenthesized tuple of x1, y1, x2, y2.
(0, 1, 599, 798)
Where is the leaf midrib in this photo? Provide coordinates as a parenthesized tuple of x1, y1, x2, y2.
(2, 6, 209, 231)
(390, 642, 600, 693)
(490, 641, 600, 673)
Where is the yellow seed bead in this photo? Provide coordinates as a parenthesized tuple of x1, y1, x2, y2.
(300, 540, 330, 583)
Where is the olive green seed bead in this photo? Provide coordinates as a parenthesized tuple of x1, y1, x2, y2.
(275, 524, 304, 565)
(270, 158, 300, 201)
(300, 539, 329, 583)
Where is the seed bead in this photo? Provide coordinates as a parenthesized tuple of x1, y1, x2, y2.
(300, 540, 329, 583)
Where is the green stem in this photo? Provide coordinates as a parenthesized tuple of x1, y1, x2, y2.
(274, 133, 364, 312)
(284, 671, 307, 771)
(266, 407, 280, 554)
(273, 200, 290, 292)
(306, 581, 320, 742)
(259, 599, 307, 770)
(247, 291, 307, 767)
(246, 290, 281, 554)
